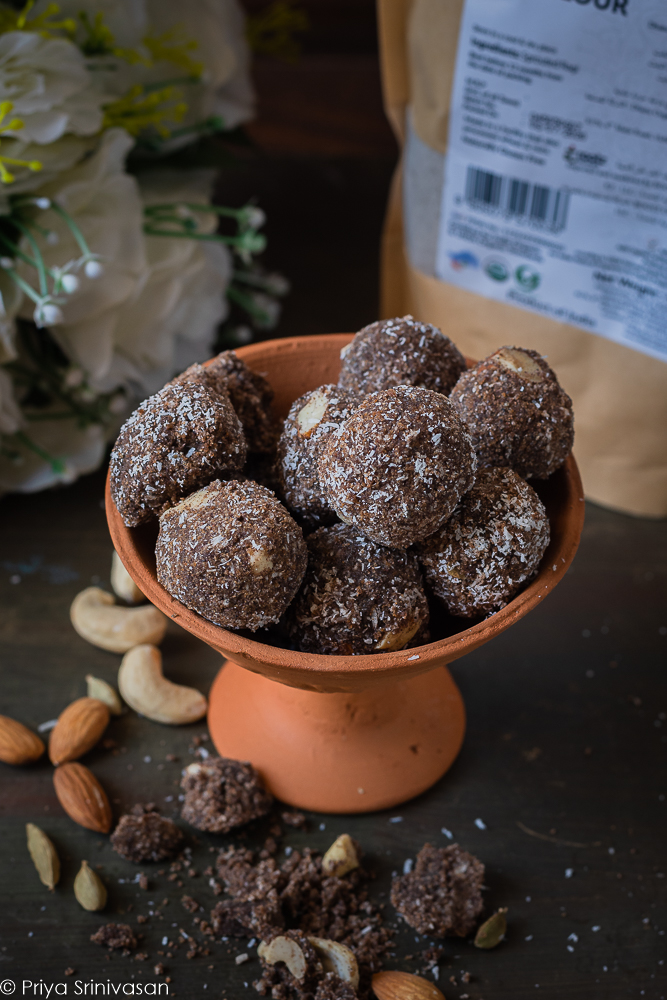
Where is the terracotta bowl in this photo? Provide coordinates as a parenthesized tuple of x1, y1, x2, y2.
(106, 334, 585, 813)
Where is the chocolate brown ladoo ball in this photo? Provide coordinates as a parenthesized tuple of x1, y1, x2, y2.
(155, 479, 307, 631)
(418, 468, 550, 617)
(286, 524, 429, 655)
(110, 381, 246, 527)
(318, 385, 477, 549)
(390, 843, 484, 937)
(111, 805, 184, 863)
(277, 384, 357, 528)
(180, 757, 273, 833)
(450, 346, 574, 479)
(338, 315, 466, 397)
(174, 350, 278, 454)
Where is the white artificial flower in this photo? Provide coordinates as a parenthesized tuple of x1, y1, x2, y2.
(0, 415, 105, 493)
(0, 366, 22, 434)
(18, 135, 230, 404)
(100, 169, 232, 395)
(145, 0, 255, 137)
(0, 134, 98, 211)
(16, 128, 147, 384)
(0, 32, 105, 142)
(34, 0, 255, 145)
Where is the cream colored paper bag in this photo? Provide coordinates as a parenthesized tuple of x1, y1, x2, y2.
(377, 0, 667, 517)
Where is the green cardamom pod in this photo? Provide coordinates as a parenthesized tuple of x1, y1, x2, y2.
(26, 823, 60, 890)
(474, 907, 508, 949)
(74, 860, 107, 911)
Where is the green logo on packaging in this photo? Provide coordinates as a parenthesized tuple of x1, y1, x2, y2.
(484, 259, 509, 282)
(515, 265, 541, 291)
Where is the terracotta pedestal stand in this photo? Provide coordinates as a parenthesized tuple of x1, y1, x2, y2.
(207, 662, 465, 813)
(107, 334, 584, 814)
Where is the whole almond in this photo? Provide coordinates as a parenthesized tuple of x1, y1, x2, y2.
(74, 860, 107, 911)
(26, 823, 60, 890)
(372, 971, 446, 1000)
(53, 762, 112, 833)
(49, 697, 110, 765)
(0, 714, 45, 765)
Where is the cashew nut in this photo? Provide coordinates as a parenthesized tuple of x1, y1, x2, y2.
(322, 833, 360, 877)
(375, 620, 421, 652)
(118, 644, 207, 725)
(295, 388, 329, 438)
(308, 938, 359, 989)
(85, 675, 123, 716)
(257, 937, 307, 981)
(111, 551, 145, 604)
(70, 587, 167, 653)
(495, 347, 543, 383)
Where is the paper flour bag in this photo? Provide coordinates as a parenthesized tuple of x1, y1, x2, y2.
(378, 0, 667, 516)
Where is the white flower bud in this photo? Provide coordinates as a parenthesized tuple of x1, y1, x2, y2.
(245, 207, 266, 230)
(33, 198, 51, 210)
(59, 463, 78, 484)
(0, 257, 14, 269)
(84, 260, 103, 278)
(35, 302, 64, 327)
(46, 231, 59, 246)
(61, 274, 79, 293)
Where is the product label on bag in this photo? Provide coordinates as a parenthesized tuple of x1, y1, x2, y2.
(435, 0, 667, 363)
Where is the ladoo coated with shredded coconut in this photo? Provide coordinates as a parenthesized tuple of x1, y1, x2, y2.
(155, 479, 307, 631)
(109, 381, 246, 527)
(390, 843, 484, 937)
(450, 346, 574, 480)
(181, 756, 272, 833)
(338, 315, 466, 397)
(286, 524, 429, 655)
(277, 384, 358, 528)
(174, 350, 278, 455)
(418, 468, 550, 617)
(318, 386, 476, 549)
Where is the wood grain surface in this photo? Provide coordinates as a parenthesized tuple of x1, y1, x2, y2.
(2, 464, 666, 998)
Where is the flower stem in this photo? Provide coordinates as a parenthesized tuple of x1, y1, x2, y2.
(142, 225, 266, 253)
(13, 430, 66, 475)
(11, 219, 48, 295)
(0, 262, 43, 305)
(48, 203, 91, 258)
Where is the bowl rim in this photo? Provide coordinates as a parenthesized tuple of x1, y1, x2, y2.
(106, 333, 586, 680)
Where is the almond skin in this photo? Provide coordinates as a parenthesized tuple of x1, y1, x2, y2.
(0, 714, 45, 765)
(49, 697, 110, 765)
(53, 762, 112, 833)
(372, 971, 446, 1000)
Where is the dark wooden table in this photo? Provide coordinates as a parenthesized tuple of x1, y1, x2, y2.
(2, 156, 666, 999)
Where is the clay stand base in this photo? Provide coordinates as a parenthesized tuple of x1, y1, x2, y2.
(208, 661, 466, 814)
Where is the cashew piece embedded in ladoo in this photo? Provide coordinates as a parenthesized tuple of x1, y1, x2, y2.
(111, 551, 145, 604)
(257, 937, 307, 981)
(70, 587, 167, 653)
(118, 644, 207, 725)
(308, 937, 359, 989)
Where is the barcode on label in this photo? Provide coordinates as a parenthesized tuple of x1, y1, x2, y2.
(465, 166, 569, 232)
